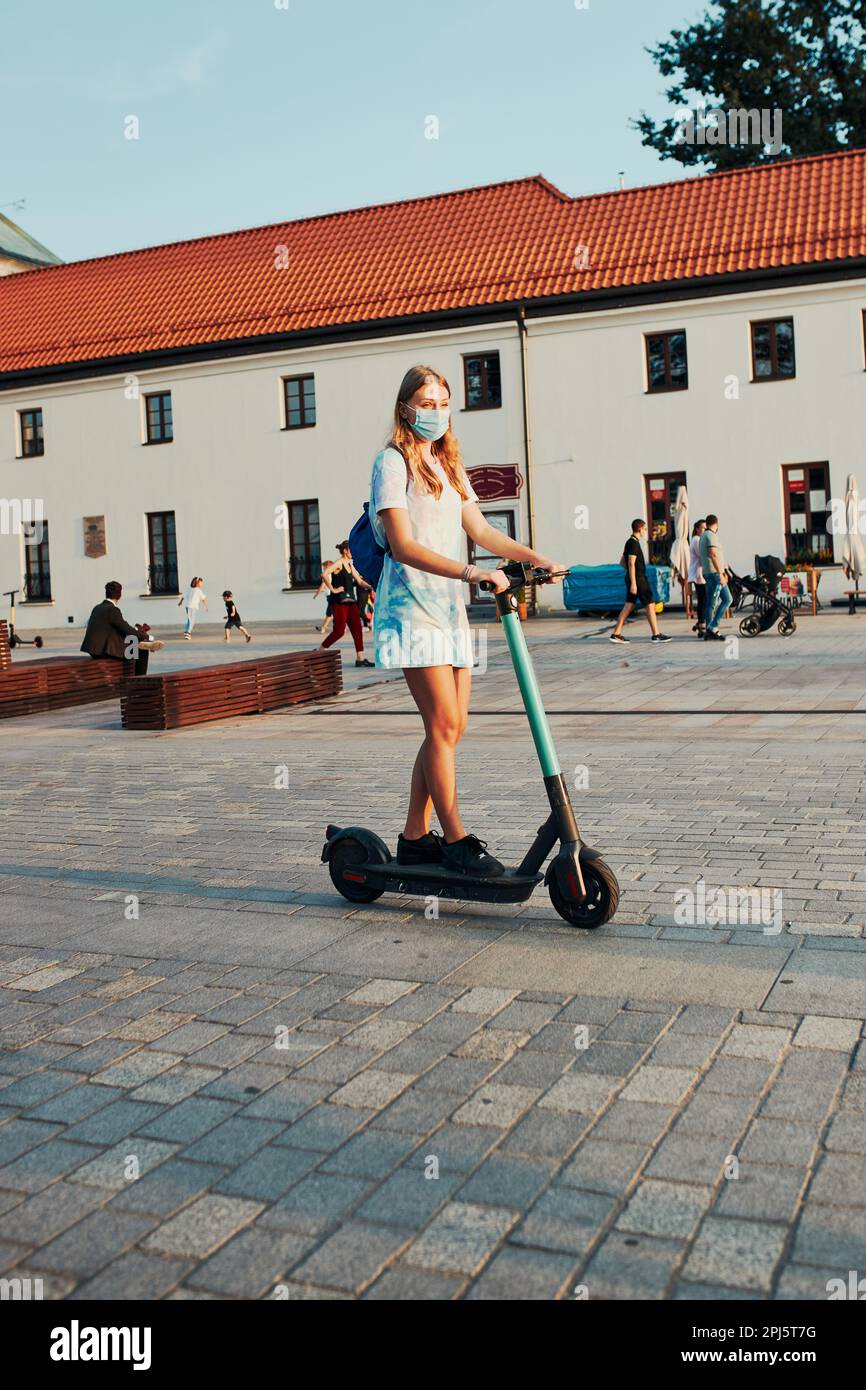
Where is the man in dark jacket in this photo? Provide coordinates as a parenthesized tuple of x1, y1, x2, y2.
(81, 581, 161, 674)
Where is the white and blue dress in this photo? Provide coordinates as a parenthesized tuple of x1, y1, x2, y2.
(369, 446, 478, 670)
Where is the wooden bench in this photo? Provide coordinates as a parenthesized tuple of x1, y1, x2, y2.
(120, 649, 342, 730)
(844, 589, 866, 615)
(0, 656, 128, 720)
(0, 621, 10, 672)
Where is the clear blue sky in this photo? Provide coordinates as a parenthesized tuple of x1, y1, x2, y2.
(3, 0, 706, 264)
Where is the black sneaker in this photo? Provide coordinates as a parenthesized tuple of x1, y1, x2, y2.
(355, 658, 375, 667)
(608, 633, 629, 644)
(651, 633, 672, 642)
(396, 831, 444, 866)
(442, 834, 505, 877)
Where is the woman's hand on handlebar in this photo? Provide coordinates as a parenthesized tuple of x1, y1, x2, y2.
(486, 569, 510, 593)
(533, 554, 567, 583)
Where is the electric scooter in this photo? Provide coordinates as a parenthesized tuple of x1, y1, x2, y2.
(3, 590, 43, 648)
(322, 561, 619, 928)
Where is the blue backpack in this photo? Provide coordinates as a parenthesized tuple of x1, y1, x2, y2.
(348, 504, 387, 590)
(348, 449, 409, 590)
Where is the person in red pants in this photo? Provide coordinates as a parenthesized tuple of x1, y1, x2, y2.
(319, 542, 374, 667)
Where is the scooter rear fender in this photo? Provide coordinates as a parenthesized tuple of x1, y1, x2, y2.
(321, 825, 392, 865)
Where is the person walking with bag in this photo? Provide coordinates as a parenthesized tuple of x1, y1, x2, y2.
(319, 543, 374, 667)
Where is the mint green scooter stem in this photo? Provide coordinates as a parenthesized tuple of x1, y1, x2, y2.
(500, 607, 561, 778)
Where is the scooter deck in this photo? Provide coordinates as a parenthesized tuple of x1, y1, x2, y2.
(361, 861, 543, 905)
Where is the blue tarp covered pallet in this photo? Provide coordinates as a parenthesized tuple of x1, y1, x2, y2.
(562, 564, 672, 613)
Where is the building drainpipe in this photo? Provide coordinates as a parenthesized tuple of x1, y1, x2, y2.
(516, 305, 537, 609)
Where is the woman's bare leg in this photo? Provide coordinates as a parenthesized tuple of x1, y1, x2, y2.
(402, 665, 471, 842)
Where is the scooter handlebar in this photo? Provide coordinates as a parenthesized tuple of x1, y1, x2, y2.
(478, 560, 556, 593)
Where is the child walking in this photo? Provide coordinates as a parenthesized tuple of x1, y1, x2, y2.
(222, 590, 252, 643)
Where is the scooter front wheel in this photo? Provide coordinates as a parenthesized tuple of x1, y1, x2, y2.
(328, 835, 385, 904)
(549, 858, 619, 929)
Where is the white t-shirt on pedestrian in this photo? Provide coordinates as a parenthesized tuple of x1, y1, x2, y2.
(184, 587, 206, 610)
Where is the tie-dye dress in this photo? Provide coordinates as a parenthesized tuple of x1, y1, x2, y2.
(369, 446, 478, 670)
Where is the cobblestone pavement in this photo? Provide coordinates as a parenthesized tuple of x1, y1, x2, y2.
(0, 612, 864, 1299)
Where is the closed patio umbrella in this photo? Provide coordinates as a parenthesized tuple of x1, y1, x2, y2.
(669, 484, 690, 584)
(842, 474, 865, 586)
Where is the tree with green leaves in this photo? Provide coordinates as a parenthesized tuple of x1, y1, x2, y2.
(633, 0, 866, 168)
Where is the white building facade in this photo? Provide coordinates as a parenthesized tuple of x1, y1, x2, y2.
(1, 165, 864, 628)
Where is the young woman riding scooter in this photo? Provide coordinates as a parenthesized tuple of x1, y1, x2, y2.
(369, 364, 567, 878)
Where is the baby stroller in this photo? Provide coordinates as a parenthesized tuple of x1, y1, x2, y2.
(728, 555, 796, 637)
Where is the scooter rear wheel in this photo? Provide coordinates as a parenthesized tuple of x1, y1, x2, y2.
(328, 835, 385, 904)
(549, 858, 619, 928)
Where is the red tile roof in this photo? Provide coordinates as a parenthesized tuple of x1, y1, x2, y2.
(1, 148, 865, 378)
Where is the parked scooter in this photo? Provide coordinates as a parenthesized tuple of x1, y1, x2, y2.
(3, 590, 43, 648)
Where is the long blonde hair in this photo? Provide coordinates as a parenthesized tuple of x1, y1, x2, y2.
(388, 365, 469, 500)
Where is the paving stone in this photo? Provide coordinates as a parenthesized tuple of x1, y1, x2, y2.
(275, 1103, 372, 1153)
(459, 1155, 554, 1210)
(345, 980, 419, 1007)
(0, 1069, 83, 1109)
(775, 1263, 854, 1300)
(186, 1226, 314, 1296)
(646, 1132, 739, 1185)
(721, 1023, 791, 1060)
(465, 1244, 576, 1299)
(342, 1018, 418, 1052)
(330, 1069, 415, 1110)
(0, 1180, 113, 1245)
(258, 1172, 372, 1235)
(582, 1230, 684, 1300)
(555, 996, 622, 1026)
(181, 1116, 284, 1166)
(418, 1123, 501, 1172)
(807, 1153, 866, 1208)
(491, 1051, 569, 1089)
(453, 1083, 539, 1129)
(739, 1117, 819, 1167)
(406, 1201, 517, 1273)
(646, 1034, 717, 1068)
(455, 1030, 530, 1062)
(319, 1130, 421, 1180)
(602, 1011, 674, 1043)
(670, 1006, 737, 1035)
(137, 1097, 239, 1145)
(108, 1158, 226, 1218)
(488, 1001, 559, 1033)
(700, 1059, 775, 1096)
(538, 1074, 618, 1114)
(792, 1202, 866, 1268)
(592, 1101, 676, 1145)
(358, 1164, 463, 1227)
(510, 1187, 613, 1255)
(141, 1194, 263, 1257)
(69, 1138, 178, 1192)
(0, 1137, 98, 1193)
(30, 1209, 158, 1276)
(215, 1143, 320, 1202)
(620, 1067, 697, 1105)
(558, 1139, 647, 1196)
(62, 1099, 165, 1145)
(793, 1015, 862, 1052)
(714, 1164, 806, 1222)
(525, 1022, 584, 1056)
(127, 1064, 222, 1105)
(617, 1179, 713, 1239)
(682, 1216, 787, 1292)
(673, 1088, 756, 1138)
(369, 1089, 456, 1135)
(450, 988, 516, 1016)
(501, 1110, 591, 1160)
(825, 1111, 866, 1155)
(25, 1083, 123, 1126)
(291, 1220, 413, 1292)
(70, 1251, 194, 1300)
(363, 1265, 463, 1299)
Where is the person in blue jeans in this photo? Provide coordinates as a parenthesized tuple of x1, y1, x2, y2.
(699, 514, 732, 641)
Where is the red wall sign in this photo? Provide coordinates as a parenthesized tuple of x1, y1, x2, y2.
(467, 465, 523, 501)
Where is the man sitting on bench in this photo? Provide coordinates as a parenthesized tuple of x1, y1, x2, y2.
(81, 581, 162, 675)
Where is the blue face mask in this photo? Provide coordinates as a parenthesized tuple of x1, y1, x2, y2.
(409, 406, 450, 441)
